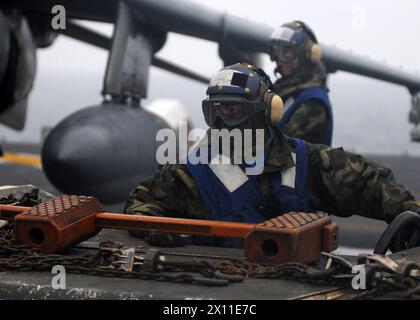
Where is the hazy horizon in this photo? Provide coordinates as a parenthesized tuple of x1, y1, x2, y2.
(1, 0, 420, 155)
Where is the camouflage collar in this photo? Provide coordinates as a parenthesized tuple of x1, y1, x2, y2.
(273, 64, 328, 97)
(264, 127, 295, 173)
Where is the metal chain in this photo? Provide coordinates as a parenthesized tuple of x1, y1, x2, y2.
(0, 188, 43, 207)
(1, 191, 419, 297)
(0, 223, 228, 286)
(0, 221, 347, 288)
(345, 267, 420, 300)
(211, 258, 340, 284)
(212, 256, 420, 300)
(0, 193, 232, 286)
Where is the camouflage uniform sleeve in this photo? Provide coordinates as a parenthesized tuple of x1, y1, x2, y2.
(282, 99, 328, 144)
(124, 164, 208, 220)
(306, 143, 420, 223)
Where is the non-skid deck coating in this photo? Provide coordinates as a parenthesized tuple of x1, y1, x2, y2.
(0, 142, 419, 299)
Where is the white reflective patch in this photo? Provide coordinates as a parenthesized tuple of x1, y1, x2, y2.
(271, 27, 295, 42)
(284, 97, 295, 111)
(209, 70, 235, 88)
(209, 154, 249, 193)
(281, 153, 296, 189)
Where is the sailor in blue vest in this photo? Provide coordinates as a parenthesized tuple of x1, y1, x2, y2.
(125, 63, 420, 250)
(189, 63, 309, 247)
(269, 21, 333, 145)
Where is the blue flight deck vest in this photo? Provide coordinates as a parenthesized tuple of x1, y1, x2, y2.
(278, 87, 333, 146)
(186, 137, 311, 248)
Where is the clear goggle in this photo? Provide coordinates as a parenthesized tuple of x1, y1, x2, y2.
(202, 97, 267, 127)
(269, 26, 306, 64)
(269, 43, 302, 64)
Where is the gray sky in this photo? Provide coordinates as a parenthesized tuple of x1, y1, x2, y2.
(1, 0, 420, 155)
(34, 0, 420, 75)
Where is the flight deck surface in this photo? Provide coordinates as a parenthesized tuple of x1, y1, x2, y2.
(0, 143, 419, 299)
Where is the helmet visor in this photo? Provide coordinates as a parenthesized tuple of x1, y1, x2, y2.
(269, 26, 306, 63)
(270, 44, 300, 64)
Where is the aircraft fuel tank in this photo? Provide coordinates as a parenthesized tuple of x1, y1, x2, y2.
(41, 104, 169, 204)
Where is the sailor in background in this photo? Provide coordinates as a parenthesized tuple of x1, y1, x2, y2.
(125, 63, 420, 248)
(269, 21, 333, 145)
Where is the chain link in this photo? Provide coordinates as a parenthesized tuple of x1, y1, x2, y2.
(1, 191, 420, 298)
(1, 221, 420, 298)
(0, 223, 227, 286)
(0, 188, 44, 207)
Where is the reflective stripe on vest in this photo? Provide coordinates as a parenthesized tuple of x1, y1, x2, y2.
(186, 137, 311, 248)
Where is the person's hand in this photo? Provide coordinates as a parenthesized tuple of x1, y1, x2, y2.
(145, 232, 186, 247)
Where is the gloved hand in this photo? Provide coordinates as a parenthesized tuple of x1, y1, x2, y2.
(145, 231, 187, 247)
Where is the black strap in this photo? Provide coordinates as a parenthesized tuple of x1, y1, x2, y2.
(374, 211, 420, 254)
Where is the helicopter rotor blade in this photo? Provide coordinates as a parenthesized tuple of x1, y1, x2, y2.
(2, 0, 420, 92)
(59, 20, 210, 84)
(60, 20, 110, 50)
(151, 57, 210, 84)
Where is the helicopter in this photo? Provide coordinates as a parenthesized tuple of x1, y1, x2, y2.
(1, 0, 420, 206)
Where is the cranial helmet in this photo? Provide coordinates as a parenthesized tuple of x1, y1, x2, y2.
(202, 63, 284, 128)
(269, 21, 322, 66)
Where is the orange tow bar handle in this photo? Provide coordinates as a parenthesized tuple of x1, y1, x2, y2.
(0, 205, 28, 221)
(0, 195, 339, 265)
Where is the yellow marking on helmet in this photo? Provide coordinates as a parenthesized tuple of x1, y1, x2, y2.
(245, 88, 251, 93)
(2, 152, 42, 169)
